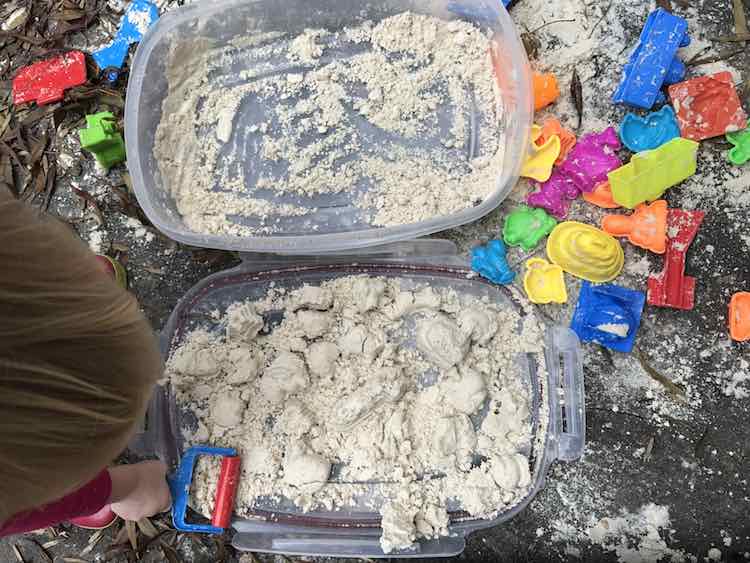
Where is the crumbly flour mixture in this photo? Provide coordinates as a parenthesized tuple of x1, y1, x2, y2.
(154, 13, 505, 236)
(164, 275, 547, 553)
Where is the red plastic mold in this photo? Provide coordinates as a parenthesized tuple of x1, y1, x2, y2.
(647, 209, 704, 310)
(668, 72, 748, 141)
(12, 51, 87, 106)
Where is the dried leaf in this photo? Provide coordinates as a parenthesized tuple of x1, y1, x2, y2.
(137, 517, 158, 539)
(62, 558, 88, 563)
(12, 544, 24, 563)
(41, 162, 57, 211)
(643, 436, 655, 462)
(635, 349, 686, 403)
(50, 8, 87, 21)
(72, 186, 104, 224)
(733, 0, 749, 36)
(143, 265, 164, 275)
(655, 0, 672, 12)
(32, 169, 46, 194)
(570, 68, 583, 130)
(520, 32, 539, 60)
(41, 539, 61, 550)
(80, 529, 104, 556)
(126, 520, 138, 552)
(160, 542, 180, 563)
(0, 150, 15, 196)
(29, 131, 49, 166)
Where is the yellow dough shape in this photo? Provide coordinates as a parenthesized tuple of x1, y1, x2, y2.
(523, 258, 567, 304)
(520, 124, 561, 182)
(546, 221, 624, 283)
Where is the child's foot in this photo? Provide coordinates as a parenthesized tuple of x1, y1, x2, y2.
(69, 504, 118, 530)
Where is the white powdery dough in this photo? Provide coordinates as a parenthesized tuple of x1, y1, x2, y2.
(416, 314, 470, 369)
(211, 392, 245, 427)
(442, 367, 487, 415)
(226, 303, 264, 343)
(489, 453, 532, 492)
(289, 285, 334, 311)
(457, 308, 499, 345)
(153, 13, 504, 236)
(164, 275, 547, 554)
(225, 347, 262, 385)
(288, 28, 328, 63)
(380, 500, 419, 555)
(293, 310, 332, 339)
(305, 341, 340, 376)
(352, 277, 387, 313)
(332, 367, 406, 431)
(260, 351, 309, 403)
(283, 447, 331, 494)
(337, 324, 385, 360)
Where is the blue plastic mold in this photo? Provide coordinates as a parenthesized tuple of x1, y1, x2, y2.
(169, 445, 238, 534)
(92, 0, 159, 82)
(570, 281, 646, 353)
(470, 239, 515, 285)
(612, 9, 690, 110)
(619, 106, 681, 152)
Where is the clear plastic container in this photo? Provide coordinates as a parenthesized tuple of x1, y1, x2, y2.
(137, 241, 584, 558)
(124, 0, 532, 253)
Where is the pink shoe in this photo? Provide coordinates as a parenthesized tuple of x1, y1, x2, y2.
(70, 504, 118, 530)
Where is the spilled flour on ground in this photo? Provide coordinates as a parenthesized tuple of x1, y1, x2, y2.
(154, 12, 505, 236)
(164, 275, 547, 553)
(588, 504, 693, 563)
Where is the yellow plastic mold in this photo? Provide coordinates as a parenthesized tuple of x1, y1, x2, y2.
(546, 221, 624, 283)
(608, 137, 699, 209)
(520, 124, 561, 182)
(523, 258, 567, 304)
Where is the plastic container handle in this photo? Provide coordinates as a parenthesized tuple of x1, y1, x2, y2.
(169, 445, 238, 534)
(546, 326, 586, 462)
(231, 524, 466, 558)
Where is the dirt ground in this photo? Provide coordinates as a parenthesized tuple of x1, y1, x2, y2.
(1, 0, 749, 561)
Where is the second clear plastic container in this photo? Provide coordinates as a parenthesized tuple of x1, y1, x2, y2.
(124, 0, 532, 253)
(140, 241, 584, 558)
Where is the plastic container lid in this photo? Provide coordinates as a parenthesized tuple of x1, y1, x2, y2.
(138, 242, 584, 558)
(124, 0, 532, 254)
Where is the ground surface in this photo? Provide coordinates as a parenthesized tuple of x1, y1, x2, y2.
(0, 0, 749, 561)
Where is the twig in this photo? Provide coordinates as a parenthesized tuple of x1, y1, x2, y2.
(634, 348, 687, 403)
(714, 0, 750, 41)
(0, 30, 45, 45)
(588, 3, 614, 38)
(643, 435, 655, 462)
(529, 18, 576, 34)
(688, 48, 745, 66)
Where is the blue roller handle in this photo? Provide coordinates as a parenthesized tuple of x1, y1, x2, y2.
(168, 445, 237, 534)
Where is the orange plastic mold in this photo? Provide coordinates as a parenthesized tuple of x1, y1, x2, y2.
(601, 200, 668, 254)
(536, 118, 577, 165)
(729, 292, 750, 342)
(533, 72, 559, 111)
(583, 181, 621, 209)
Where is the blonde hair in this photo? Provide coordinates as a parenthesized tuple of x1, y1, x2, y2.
(0, 189, 162, 523)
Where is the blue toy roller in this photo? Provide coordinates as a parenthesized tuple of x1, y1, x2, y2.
(169, 446, 239, 534)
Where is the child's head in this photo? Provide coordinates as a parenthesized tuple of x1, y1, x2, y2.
(0, 190, 162, 522)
